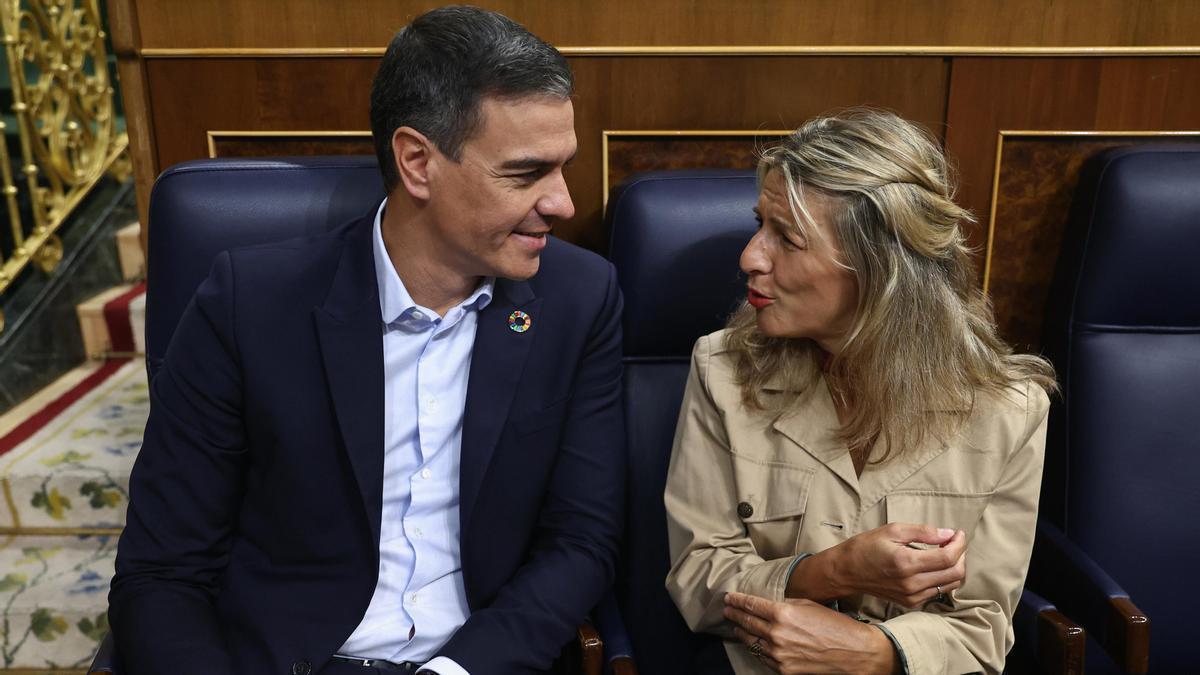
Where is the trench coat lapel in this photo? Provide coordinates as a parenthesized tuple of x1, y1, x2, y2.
(770, 373, 955, 511)
(770, 381, 861, 495)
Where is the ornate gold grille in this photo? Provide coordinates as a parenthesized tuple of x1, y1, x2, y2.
(0, 0, 129, 331)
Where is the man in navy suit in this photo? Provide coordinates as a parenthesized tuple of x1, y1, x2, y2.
(109, 7, 625, 674)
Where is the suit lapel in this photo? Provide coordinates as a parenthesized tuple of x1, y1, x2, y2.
(313, 219, 385, 544)
(460, 277, 541, 531)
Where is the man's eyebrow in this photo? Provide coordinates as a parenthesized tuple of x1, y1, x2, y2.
(500, 151, 578, 171)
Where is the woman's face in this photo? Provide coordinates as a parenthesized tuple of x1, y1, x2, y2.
(740, 170, 859, 353)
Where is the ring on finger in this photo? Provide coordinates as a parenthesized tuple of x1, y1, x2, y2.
(748, 638, 764, 656)
(936, 585, 943, 595)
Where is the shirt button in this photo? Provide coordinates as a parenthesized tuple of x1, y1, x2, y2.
(412, 527, 423, 538)
(409, 593, 419, 604)
(411, 310, 424, 320)
(421, 468, 432, 479)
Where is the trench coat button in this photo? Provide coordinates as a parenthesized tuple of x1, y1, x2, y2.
(291, 661, 311, 675)
(737, 501, 754, 519)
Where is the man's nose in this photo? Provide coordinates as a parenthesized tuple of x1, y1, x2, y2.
(538, 171, 575, 221)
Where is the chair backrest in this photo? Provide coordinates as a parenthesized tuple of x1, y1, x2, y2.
(146, 156, 384, 375)
(1041, 145, 1200, 671)
(607, 170, 758, 673)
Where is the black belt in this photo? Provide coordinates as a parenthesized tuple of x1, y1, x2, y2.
(330, 655, 421, 672)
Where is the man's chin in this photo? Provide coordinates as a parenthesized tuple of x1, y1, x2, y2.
(496, 256, 541, 281)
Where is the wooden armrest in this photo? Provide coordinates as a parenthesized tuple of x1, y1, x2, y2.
(1107, 596, 1150, 673)
(1036, 608, 1086, 675)
(610, 655, 639, 675)
(577, 620, 604, 675)
(1027, 521, 1151, 673)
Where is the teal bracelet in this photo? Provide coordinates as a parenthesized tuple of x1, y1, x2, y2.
(784, 552, 814, 581)
(784, 552, 841, 610)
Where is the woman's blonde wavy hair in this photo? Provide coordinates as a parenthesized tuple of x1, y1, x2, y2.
(726, 108, 1056, 463)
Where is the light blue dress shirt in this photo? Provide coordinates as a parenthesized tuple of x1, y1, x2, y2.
(337, 200, 493, 674)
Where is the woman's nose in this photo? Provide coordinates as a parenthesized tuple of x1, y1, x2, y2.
(740, 230, 771, 276)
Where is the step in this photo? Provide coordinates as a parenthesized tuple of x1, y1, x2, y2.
(74, 283, 146, 360)
(0, 359, 146, 532)
(0, 534, 115, 670)
(114, 222, 144, 282)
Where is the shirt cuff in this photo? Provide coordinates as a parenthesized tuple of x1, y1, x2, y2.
(418, 656, 470, 675)
(875, 624, 911, 675)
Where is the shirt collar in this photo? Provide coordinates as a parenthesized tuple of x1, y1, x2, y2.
(372, 199, 495, 326)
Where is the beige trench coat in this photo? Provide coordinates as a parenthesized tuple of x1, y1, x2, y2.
(664, 331, 1049, 675)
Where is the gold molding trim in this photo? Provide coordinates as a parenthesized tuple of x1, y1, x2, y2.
(206, 130, 371, 158)
(982, 129, 1200, 293)
(141, 45, 1200, 59)
(0, 527, 123, 536)
(601, 129, 790, 211)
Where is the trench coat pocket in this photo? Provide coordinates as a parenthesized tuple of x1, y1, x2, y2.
(732, 455, 815, 560)
(883, 491, 993, 618)
(885, 490, 994, 539)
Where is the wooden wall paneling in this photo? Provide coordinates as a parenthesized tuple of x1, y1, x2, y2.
(988, 133, 1200, 351)
(130, 0, 1200, 50)
(568, 55, 950, 251)
(144, 58, 381, 170)
(945, 57, 1200, 348)
(208, 132, 374, 158)
(105, 0, 155, 246)
(143, 55, 950, 254)
(603, 132, 790, 207)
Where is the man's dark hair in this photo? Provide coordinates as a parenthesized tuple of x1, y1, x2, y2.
(370, 5, 574, 192)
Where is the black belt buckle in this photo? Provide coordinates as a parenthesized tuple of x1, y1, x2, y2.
(331, 655, 420, 672)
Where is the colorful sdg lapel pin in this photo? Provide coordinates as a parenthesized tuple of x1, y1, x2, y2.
(508, 310, 532, 333)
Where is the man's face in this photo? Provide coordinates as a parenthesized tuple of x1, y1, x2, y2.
(423, 95, 577, 281)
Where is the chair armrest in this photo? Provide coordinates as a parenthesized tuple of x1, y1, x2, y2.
(609, 656, 638, 675)
(577, 620, 604, 675)
(1026, 520, 1150, 673)
(1014, 588, 1086, 674)
(88, 631, 117, 674)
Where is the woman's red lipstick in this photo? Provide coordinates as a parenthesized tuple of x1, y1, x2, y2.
(747, 289, 773, 309)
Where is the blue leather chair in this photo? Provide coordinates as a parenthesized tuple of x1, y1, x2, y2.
(602, 170, 1086, 675)
(1032, 145, 1200, 673)
(90, 156, 604, 674)
(606, 170, 761, 675)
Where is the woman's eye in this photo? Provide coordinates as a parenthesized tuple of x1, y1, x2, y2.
(782, 236, 807, 251)
(753, 215, 764, 229)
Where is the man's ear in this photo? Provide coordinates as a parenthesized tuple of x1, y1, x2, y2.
(393, 126, 434, 201)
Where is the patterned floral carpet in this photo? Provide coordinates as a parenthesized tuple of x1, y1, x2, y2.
(0, 360, 146, 671)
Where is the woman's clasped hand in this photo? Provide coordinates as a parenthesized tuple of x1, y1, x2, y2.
(793, 523, 968, 608)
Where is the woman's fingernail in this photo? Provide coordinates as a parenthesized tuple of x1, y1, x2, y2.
(938, 528, 954, 538)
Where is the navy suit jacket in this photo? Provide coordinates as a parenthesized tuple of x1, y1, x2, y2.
(109, 213, 626, 674)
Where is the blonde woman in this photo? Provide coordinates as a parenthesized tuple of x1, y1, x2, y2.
(664, 109, 1055, 675)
